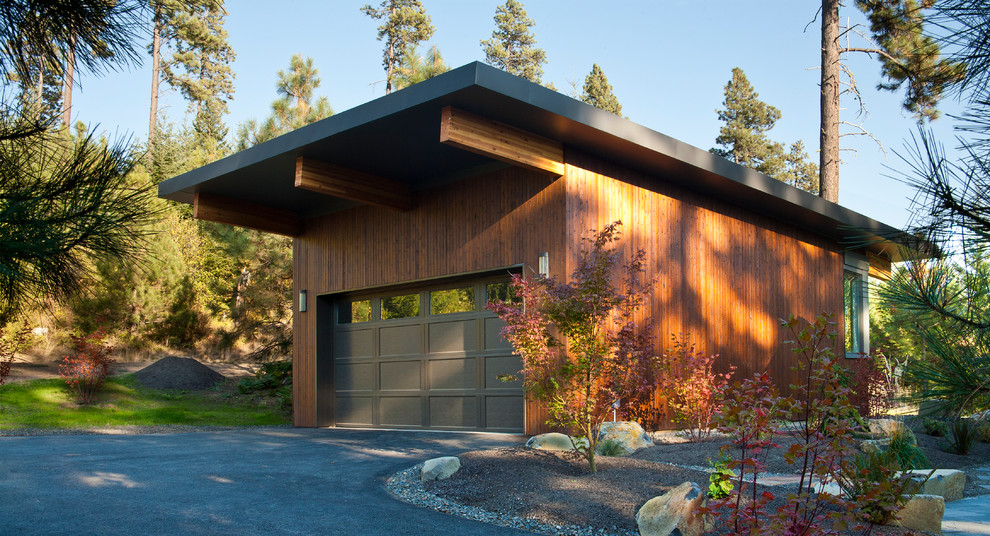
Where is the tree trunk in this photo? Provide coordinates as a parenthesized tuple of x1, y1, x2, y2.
(61, 34, 75, 128)
(819, 0, 840, 203)
(149, 5, 162, 146)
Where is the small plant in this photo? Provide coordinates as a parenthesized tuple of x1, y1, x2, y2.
(834, 447, 929, 525)
(976, 420, 990, 443)
(707, 453, 734, 499)
(595, 439, 627, 457)
(886, 430, 930, 469)
(0, 322, 29, 386)
(59, 329, 115, 404)
(662, 334, 734, 442)
(923, 417, 950, 437)
(946, 419, 978, 455)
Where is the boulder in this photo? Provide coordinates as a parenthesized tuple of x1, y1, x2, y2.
(904, 469, 966, 502)
(421, 456, 460, 482)
(867, 418, 917, 444)
(597, 421, 654, 455)
(890, 494, 944, 533)
(636, 482, 709, 536)
(859, 438, 891, 455)
(526, 433, 588, 451)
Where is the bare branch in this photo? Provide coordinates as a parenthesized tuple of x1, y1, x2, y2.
(839, 120, 889, 160)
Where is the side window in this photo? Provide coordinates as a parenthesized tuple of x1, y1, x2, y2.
(843, 253, 870, 357)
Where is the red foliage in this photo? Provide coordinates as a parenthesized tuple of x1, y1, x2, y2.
(59, 329, 115, 404)
(661, 334, 734, 442)
(844, 353, 894, 418)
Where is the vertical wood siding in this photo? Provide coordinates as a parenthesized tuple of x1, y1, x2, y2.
(292, 167, 566, 428)
(564, 150, 844, 429)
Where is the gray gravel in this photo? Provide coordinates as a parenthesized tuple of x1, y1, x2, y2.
(386, 463, 638, 536)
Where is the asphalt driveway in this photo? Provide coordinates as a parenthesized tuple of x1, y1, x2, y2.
(0, 428, 529, 535)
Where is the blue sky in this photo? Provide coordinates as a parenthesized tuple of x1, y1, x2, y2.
(70, 0, 968, 229)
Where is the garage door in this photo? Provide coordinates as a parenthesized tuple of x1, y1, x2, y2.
(331, 276, 524, 432)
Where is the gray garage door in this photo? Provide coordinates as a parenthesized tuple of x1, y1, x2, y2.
(331, 276, 524, 432)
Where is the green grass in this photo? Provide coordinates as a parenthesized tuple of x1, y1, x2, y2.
(0, 374, 291, 429)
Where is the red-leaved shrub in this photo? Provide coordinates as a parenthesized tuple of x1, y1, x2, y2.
(844, 353, 894, 418)
(60, 329, 115, 404)
(662, 335, 734, 442)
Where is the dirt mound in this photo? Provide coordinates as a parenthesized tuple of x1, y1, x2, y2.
(133, 356, 226, 391)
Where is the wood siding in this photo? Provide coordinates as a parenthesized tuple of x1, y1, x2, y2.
(293, 166, 566, 428)
(563, 150, 844, 429)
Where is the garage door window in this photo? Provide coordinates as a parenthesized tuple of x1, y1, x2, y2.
(382, 293, 419, 319)
(338, 299, 371, 324)
(486, 281, 519, 304)
(430, 287, 474, 314)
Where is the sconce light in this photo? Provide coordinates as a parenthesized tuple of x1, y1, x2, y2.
(299, 290, 308, 312)
(538, 252, 549, 277)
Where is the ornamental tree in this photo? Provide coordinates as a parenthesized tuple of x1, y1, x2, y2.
(488, 222, 660, 473)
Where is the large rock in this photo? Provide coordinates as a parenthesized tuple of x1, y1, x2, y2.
(597, 421, 654, 456)
(890, 494, 944, 533)
(636, 482, 709, 536)
(421, 456, 460, 481)
(526, 433, 588, 451)
(867, 418, 917, 444)
(904, 469, 966, 502)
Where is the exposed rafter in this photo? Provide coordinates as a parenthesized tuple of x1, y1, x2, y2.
(194, 192, 301, 237)
(294, 157, 411, 211)
(439, 106, 564, 176)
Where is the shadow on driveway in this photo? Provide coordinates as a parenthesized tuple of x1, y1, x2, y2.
(0, 428, 530, 535)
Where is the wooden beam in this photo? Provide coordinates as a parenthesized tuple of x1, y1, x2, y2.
(193, 192, 301, 237)
(868, 252, 892, 281)
(439, 106, 565, 176)
(294, 157, 411, 211)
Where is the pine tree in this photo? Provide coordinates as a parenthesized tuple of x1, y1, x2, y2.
(817, 0, 964, 202)
(712, 67, 819, 194)
(235, 54, 333, 149)
(580, 64, 622, 116)
(360, 0, 435, 94)
(393, 45, 449, 91)
(480, 0, 547, 83)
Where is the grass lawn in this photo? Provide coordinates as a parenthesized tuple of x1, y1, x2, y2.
(0, 374, 291, 429)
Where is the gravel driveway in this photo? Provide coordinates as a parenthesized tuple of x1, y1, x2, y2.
(0, 428, 528, 535)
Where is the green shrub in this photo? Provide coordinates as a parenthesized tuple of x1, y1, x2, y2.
(237, 360, 292, 410)
(835, 447, 927, 525)
(887, 430, 929, 469)
(923, 417, 950, 437)
(977, 420, 990, 443)
(707, 454, 734, 499)
(946, 419, 978, 455)
(594, 439, 627, 457)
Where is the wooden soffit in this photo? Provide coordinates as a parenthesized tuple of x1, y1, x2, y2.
(294, 157, 411, 211)
(194, 192, 301, 237)
(439, 106, 564, 176)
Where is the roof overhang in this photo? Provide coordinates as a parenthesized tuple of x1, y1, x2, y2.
(159, 61, 921, 260)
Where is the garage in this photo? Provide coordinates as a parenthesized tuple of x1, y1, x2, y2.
(330, 275, 525, 432)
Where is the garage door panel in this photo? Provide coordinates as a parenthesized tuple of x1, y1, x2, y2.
(335, 397, 373, 425)
(380, 325, 422, 356)
(336, 329, 374, 358)
(429, 358, 476, 390)
(428, 320, 477, 353)
(486, 396, 525, 430)
(379, 360, 421, 391)
(485, 355, 523, 389)
(484, 317, 512, 350)
(380, 397, 423, 426)
(430, 397, 478, 427)
(336, 362, 374, 391)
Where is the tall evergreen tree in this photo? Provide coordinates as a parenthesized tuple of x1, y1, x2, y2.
(360, 0, 435, 95)
(711, 67, 819, 194)
(580, 63, 622, 116)
(480, 0, 546, 83)
(817, 0, 964, 202)
(235, 54, 333, 149)
(393, 45, 448, 91)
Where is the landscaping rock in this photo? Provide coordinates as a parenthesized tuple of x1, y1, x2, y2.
(904, 469, 966, 502)
(597, 421, 654, 455)
(421, 456, 460, 481)
(867, 418, 917, 444)
(526, 433, 588, 451)
(133, 356, 225, 391)
(636, 481, 709, 536)
(859, 438, 892, 455)
(890, 494, 944, 533)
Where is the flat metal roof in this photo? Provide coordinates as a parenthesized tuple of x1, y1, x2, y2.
(159, 61, 910, 256)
